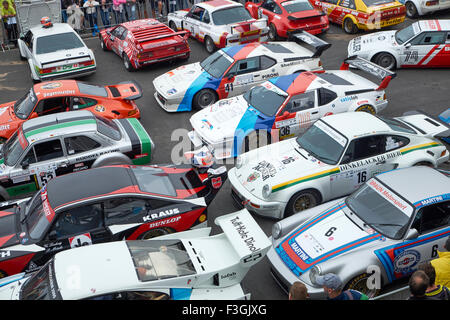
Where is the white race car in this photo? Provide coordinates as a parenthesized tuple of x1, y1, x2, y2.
(399, 0, 450, 18)
(229, 111, 449, 219)
(348, 19, 450, 70)
(168, 0, 269, 53)
(0, 209, 271, 300)
(18, 20, 96, 82)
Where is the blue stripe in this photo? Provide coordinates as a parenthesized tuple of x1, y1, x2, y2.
(413, 193, 450, 209)
(178, 72, 221, 112)
(222, 45, 245, 58)
(0, 273, 25, 288)
(170, 288, 192, 300)
(270, 73, 300, 92)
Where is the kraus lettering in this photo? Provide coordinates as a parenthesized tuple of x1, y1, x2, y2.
(143, 208, 180, 222)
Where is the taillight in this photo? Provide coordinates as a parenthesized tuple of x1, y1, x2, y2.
(128, 109, 137, 116)
(425, 0, 438, 5)
(441, 150, 447, 157)
(80, 60, 95, 66)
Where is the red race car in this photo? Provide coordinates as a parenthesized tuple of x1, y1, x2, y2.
(99, 19, 191, 71)
(0, 80, 142, 142)
(245, 0, 329, 40)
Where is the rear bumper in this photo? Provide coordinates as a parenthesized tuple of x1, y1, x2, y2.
(39, 66, 96, 81)
(135, 50, 189, 68)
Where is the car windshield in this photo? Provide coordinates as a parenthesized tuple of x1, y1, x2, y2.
(131, 166, 176, 196)
(35, 32, 85, 54)
(2, 130, 27, 166)
(25, 191, 52, 240)
(395, 24, 418, 44)
(127, 240, 196, 282)
(362, 0, 396, 6)
(14, 89, 38, 119)
(377, 116, 416, 134)
(200, 50, 234, 78)
(212, 6, 253, 25)
(346, 178, 414, 240)
(77, 82, 108, 97)
(281, 0, 314, 13)
(95, 115, 121, 140)
(20, 259, 60, 300)
(296, 120, 347, 164)
(243, 82, 287, 117)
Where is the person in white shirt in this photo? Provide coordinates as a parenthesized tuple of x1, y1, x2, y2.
(83, 0, 100, 36)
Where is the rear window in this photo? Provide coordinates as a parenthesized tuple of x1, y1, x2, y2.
(377, 116, 416, 134)
(77, 83, 108, 97)
(281, 0, 315, 13)
(211, 6, 253, 25)
(35, 32, 85, 54)
(131, 166, 176, 196)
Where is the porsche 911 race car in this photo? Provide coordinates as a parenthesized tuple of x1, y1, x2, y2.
(18, 20, 96, 82)
(229, 111, 449, 219)
(0, 80, 142, 143)
(0, 158, 227, 279)
(348, 20, 450, 70)
(0, 110, 154, 201)
(245, 0, 329, 40)
(311, 0, 406, 34)
(399, 0, 450, 18)
(99, 19, 190, 71)
(188, 56, 395, 159)
(0, 209, 269, 300)
(268, 166, 450, 299)
(153, 31, 330, 112)
(168, 0, 269, 53)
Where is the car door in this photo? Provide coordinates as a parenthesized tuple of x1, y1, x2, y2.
(258, 0, 276, 22)
(224, 56, 263, 96)
(109, 26, 126, 56)
(198, 8, 212, 41)
(63, 135, 102, 173)
(23, 30, 34, 58)
(184, 6, 204, 39)
(400, 31, 447, 67)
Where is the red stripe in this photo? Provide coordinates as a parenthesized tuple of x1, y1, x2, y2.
(1, 253, 36, 277)
(435, 20, 441, 31)
(233, 43, 259, 60)
(418, 44, 439, 65)
(0, 211, 14, 218)
(0, 234, 15, 247)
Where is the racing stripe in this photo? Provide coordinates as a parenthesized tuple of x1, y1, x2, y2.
(272, 167, 340, 193)
(421, 45, 444, 66)
(179, 72, 220, 112)
(271, 72, 317, 95)
(417, 45, 440, 66)
(399, 142, 441, 155)
(128, 118, 152, 165)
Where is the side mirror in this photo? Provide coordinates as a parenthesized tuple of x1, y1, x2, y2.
(21, 160, 29, 169)
(405, 43, 412, 49)
(281, 111, 290, 119)
(405, 228, 418, 240)
(227, 72, 235, 79)
(48, 230, 57, 241)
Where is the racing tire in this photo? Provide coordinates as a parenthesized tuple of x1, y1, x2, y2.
(0, 270, 7, 279)
(241, 130, 271, 155)
(374, 52, 396, 70)
(169, 21, 178, 32)
(355, 104, 376, 115)
(193, 89, 218, 109)
(268, 24, 279, 41)
(344, 273, 381, 298)
(413, 161, 434, 168)
(138, 227, 173, 239)
(204, 36, 216, 54)
(343, 18, 358, 34)
(123, 54, 135, 72)
(405, 1, 418, 19)
(285, 189, 321, 218)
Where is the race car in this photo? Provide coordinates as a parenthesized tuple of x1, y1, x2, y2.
(398, 0, 450, 18)
(268, 166, 450, 299)
(99, 19, 190, 71)
(0, 80, 142, 143)
(310, 0, 406, 34)
(18, 19, 96, 82)
(168, 0, 269, 53)
(0, 110, 154, 201)
(348, 20, 450, 70)
(438, 108, 450, 144)
(0, 156, 227, 279)
(245, 0, 329, 40)
(228, 111, 449, 219)
(153, 31, 330, 112)
(0, 209, 269, 300)
(188, 56, 395, 159)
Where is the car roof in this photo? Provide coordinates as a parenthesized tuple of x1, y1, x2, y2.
(221, 41, 313, 60)
(321, 112, 392, 138)
(417, 20, 450, 32)
(376, 166, 450, 206)
(33, 80, 82, 96)
(197, 0, 241, 11)
(29, 22, 77, 37)
(21, 110, 98, 144)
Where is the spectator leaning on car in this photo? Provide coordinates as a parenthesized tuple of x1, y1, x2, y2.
(316, 273, 369, 300)
(418, 262, 450, 300)
(289, 282, 309, 300)
(408, 270, 439, 300)
(431, 236, 450, 289)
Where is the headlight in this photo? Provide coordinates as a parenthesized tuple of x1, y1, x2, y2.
(272, 222, 282, 240)
(309, 266, 321, 286)
(262, 184, 271, 199)
(236, 155, 244, 169)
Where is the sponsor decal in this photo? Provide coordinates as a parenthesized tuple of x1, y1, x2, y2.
(147, 216, 181, 229)
(247, 172, 260, 182)
(41, 82, 62, 90)
(94, 105, 105, 112)
(220, 272, 236, 280)
(262, 73, 279, 80)
(0, 250, 11, 258)
(143, 208, 180, 222)
(211, 176, 222, 189)
(367, 179, 413, 216)
(69, 233, 93, 248)
(230, 215, 261, 253)
(290, 242, 310, 261)
(43, 90, 75, 98)
(252, 160, 276, 181)
(315, 121, 347, 147)
(394, 250, 420, 274)
(201, 119, 214, 130)
(340, 95, 358, 103)
(166, 88, 177, 95)
(339, 151, 401, 171)
(0, 124, 10, 131)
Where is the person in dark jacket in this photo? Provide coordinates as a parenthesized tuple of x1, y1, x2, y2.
(408, 270, 439, 300)
(417, 262, 449, 300)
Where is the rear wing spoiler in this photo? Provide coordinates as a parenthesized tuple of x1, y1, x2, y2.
(287, 12, 326, 21)
(402, 109, 450, 138)
(215, 209, 271, 268)
(288, 30, 331, 58)
(340, 55, 396, 91)
(117, 80, 143, 100)
(230, 20, 266, 35)
(134, 30, 190, 43)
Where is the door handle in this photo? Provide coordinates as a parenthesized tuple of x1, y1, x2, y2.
(254, 74, 260, 77)
(311, 111, 319, 114)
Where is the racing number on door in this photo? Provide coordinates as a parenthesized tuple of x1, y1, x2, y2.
(225, 83, 234, 93)
(280, 126, 290, 138)
(325, 227, 336, 237)
(357, 171, 367, 184)
(39, 171, 55, 187)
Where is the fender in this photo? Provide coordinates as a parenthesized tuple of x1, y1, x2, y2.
(350, 100, 376, 112)
(92, 152, 132, 168)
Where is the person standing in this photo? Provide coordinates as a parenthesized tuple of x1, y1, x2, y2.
(83, 0, 100, 36)
(112, 0, 126, 23)
(99, 0, 112, 27)
(407, 270, 439, 300)
(66, 1, 85, 33)
(125, 0, 136, 21)
(1, 0, 17, 46)
(315, 273, 369, 300)
(418, 262, 450, 300)
(431, 236, 450, 289)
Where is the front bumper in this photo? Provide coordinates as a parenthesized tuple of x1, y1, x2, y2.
(39, 65, 96, 81)
(437, 149, 450, 166)
(153, 91, 187, 113)
(188, 129, 235, 160)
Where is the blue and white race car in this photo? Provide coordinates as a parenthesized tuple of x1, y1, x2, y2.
(438, 108, 450, 144)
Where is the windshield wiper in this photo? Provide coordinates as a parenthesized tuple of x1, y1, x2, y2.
(365, 222, 404, 228)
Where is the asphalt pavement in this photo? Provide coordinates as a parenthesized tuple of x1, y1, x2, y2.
(1, 12, 450, 300)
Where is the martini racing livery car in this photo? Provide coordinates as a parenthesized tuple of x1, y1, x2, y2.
(0, 110, 154, 201)
(0, 80, 142, 143)
(399, 0, 450, 18)
(188, 56, 396, 159)
(311, 0, 406, 34)
(0, 209, 269, 300)
(18, 21, 96, 82)
(99, 19, 190, 71)
(268, 166, 450, 299)
(228, 111, 449, 219)
(0, 161, 227, 279)
(167, 0, 269, 53)
(348, 20, 450, 70)
(153, 31, 330, 112)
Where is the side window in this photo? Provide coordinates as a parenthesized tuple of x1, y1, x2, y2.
(191, 7, 205, 20)
(120, 30, 128, 41)
(260, 55, 276, 69)
(411, 201, 450, 234)
(273, 4, 282, 14)
(318, 88, 337, 106)
(446, 32, 450, 44)
(64, 136, 101, 155)
(34, 97, 66, 115)
(21, 148, 37, 166)
(112, 26, 125, 38)
(284, 91, 316, 113)
(25, 31, 33, 47)
(262, 0, 275, 11)
(341, 135, 385, 164)
(384, 135, 409, 152)
(34, 139, 64, 162)
(236, 57, 260, 74)
(411, 32, 446, 45)
(71, 97, 97, 110)
(339, 0, 356, 9)
(202, 11, 210, 24)
(52, 203, 103, 238)
(104, 198, 147, 223)
(323, 0, 339, 4)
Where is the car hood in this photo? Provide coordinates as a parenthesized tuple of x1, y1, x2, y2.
(35, 47, 92, 67)
(350, 30, 397, 54)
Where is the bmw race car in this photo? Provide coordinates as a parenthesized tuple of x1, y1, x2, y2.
(188, 56, 395, 159)
(229, 111, 449, 219)
(399, 0, 450, 18)
(153, 31, 330, 112)
(0, 110, 154, 201)
(268, 166, 450, 299)
(0, 209, 270, 300)
(168, 0, 269, 53)
(348, 20, 450, 70)
(0, 159, 227, 278)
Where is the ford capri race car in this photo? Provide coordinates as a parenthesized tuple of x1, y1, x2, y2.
(0, 110, 154, 201)
(18, 20, 96, 82)
(348, 20, 450, 70)
(268, 166, 450, 299)
(0, 209, 269, 300)
(0, 80, 142, 143)
(311, 0, 406, 34)
(229, 111, 449, 219)
(99, 19, 190, 71)
(245, 0, 329, 40)
(398, 0, 450, 18)
(168, 0, 269, 53)
(153, 31, 330, 112)
(189, 56, 395, 159)
(0, 159, 227, 279)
